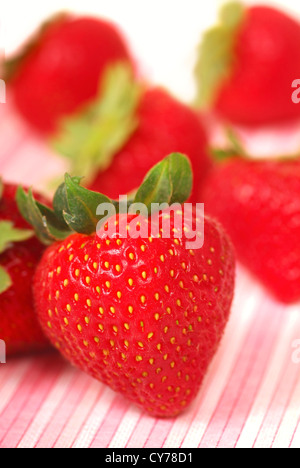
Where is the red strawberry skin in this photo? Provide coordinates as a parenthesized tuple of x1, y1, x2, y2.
(89, 87, 211, 202)
(33, 212, 235, 417)
(10, 15, 133, 134)
(0, 184, 49, 355)
(201, 158, 300, 303)
(0, 243, 49, 355)
(215, 6, 300, 126)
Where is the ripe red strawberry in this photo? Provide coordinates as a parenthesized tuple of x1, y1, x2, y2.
(0, 182, 49, 355)
(6, 14, 210, 202)
(201, 156, 300, 304)
(18, 154, 235, 417)
(49, 68, 211, 203)
(195, 2, 300, 126)
(87, 86, 211, 201)
(6, 13, 134, 134)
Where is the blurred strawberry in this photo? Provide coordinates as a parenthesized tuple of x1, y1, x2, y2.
(194, 1, 300, 126)
(201, 155, 300, 304)
(52, 71, 211, 202)
(6, 14, 210, 201)
(87, 86, 211, 201)
(5, 13, 134, 134)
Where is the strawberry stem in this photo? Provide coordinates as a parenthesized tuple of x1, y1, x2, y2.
(50, 63, 142, 187)
(194, 1, 245, 109)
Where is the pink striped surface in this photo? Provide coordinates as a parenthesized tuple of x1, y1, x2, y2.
(0, 101, 299, 448)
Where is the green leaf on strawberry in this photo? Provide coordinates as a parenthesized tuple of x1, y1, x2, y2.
(0, 221, 34, 253)
(16, 187, 69, 245)
(17, 153, 192, 243)
(135, 152, 193, 209)
(51, 62, 142, 185)
(62, 174, 112, 234)
(194, 1, 245, 108)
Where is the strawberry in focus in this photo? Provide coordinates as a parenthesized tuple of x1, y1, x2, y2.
(201, 156, 300, 304)
(0, 182, 49, 355)
(18, 154, 235, 417)
(194, 1, 300, 126)
(6, 13, 134, 134)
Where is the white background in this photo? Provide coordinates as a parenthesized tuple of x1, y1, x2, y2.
(2, 0, 300, 102)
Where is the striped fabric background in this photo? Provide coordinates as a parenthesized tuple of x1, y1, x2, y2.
(0, 101, 300, 449)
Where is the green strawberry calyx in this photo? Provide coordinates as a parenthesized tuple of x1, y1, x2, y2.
(194, 1, 245, 109)
(50, 62, 143, 187)
(0, 179, 35, 294)
(17, 152, 193, 246)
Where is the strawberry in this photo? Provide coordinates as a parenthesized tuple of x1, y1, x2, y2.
(51, 77, 211, 202)
(194, 1, 300, 126)
(200, 155, 300, 304)
(6, 14, 210, 202)
(0, 181, 49, 355)
(18, 153, 235, 417)
(86, 86, 211, 201)
(5, 13, 134, 134)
